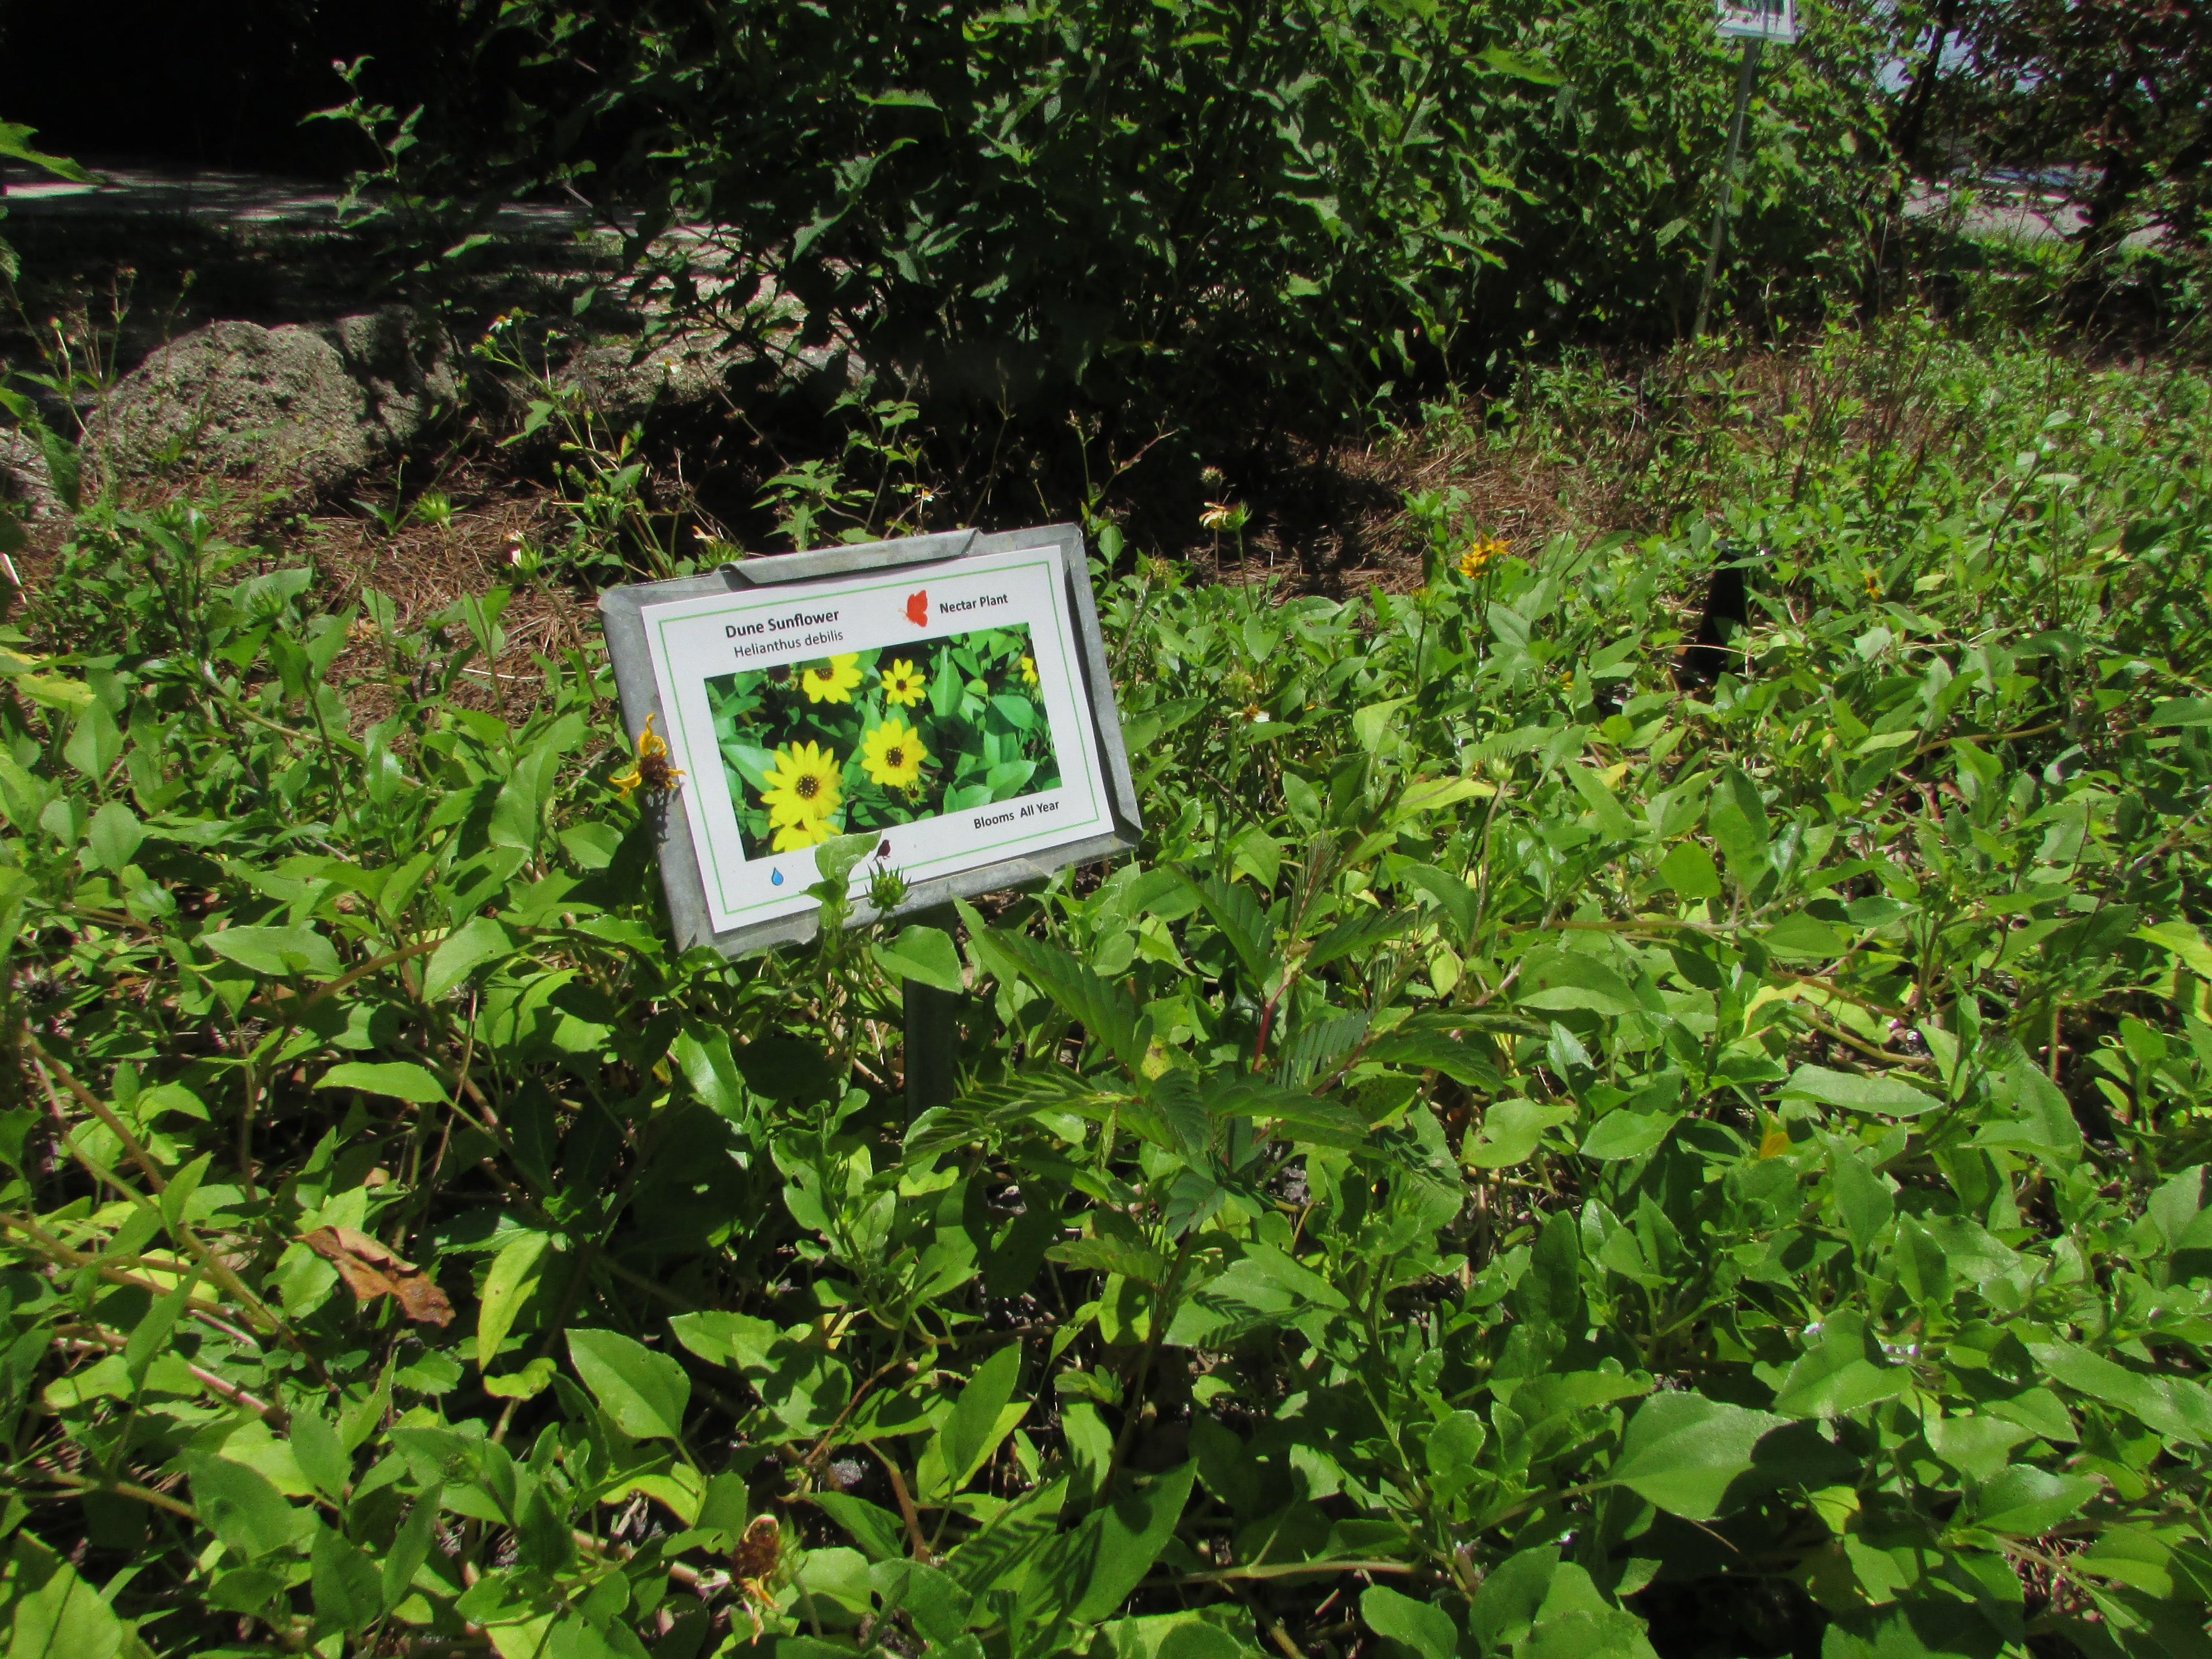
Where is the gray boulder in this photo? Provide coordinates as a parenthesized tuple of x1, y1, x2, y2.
(94, 310, 455, 496)
(0, 428, 62, 522)
(325, 309, 459, 450)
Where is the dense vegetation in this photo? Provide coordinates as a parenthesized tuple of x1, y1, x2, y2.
(0, 315, 2209, 1659)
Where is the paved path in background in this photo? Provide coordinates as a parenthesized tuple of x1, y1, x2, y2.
(9, 161, 2159, 264)
(2, 161, 593, 237)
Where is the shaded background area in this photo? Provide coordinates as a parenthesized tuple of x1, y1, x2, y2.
(0, 0, 477, 177)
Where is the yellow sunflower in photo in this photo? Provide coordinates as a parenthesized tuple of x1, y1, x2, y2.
(861, 718, 929, 789)
(771, 817, 837, 851)
(799, 654, 863, 704)
(879, 658, 927, 707)
(760, 740, 842, 828)
(1020, 654, 1039, 687)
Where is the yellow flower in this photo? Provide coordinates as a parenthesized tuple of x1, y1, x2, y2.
(1457, 536, 1507, 579)
(1200, 500, 1249, 533)
(879, 658, 927, 707)
(1862, 568, 1882, 601)
(799, 654, 863, 704)
(611, 713, 683, 799)
(862, 718, 929, 788)
(760, 741, 842, 828)
(1020, 654, 1039, 687)
(772, 817, 837, 852)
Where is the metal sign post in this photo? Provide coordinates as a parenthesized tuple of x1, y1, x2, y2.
(1694, 0, 1797, 338)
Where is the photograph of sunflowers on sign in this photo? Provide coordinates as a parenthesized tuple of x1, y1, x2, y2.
(703, 624, 1062, 857)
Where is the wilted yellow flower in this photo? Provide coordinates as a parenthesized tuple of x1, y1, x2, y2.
(799, 654, 863, 704)
(1457, 537, 1508, 578)
(611, 714, 684, 799)
(1200, 501, 1249, 533)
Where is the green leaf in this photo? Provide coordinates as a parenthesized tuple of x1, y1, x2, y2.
(1463, 1098, 1575, 1167)
(819, 1492, 907, 1562)
(1770, 1345, 1908, 1419)
(1605, 1393, 1785, 1519)
(289, 1410, 349, 1501)
(1069, 1462, 1196, 1622)
(1479, 44, 1563, 82)
(1181, 869, 1277, 987)
(1047, 1234, 1170, 1285)
(972, 926, 1145, 1074)
(1401, 863, 1479, 941)
(478, 1231, 552, 1370)
(1517, 950, 1639, 1017)
(62, 696, 120, 779)
(311, 1521, 383, 1633)
(1779, 1065, 1940, 1118)
(86, 801, 143, 874)
(1763, 913, 1848, 959)
(188, 1453, 311, 1558)
(39, 427, 81, 513)
(1119, 697, 1206, 754)
(566, 1328, 691, 1442)
(2026, 1342, 2212, 1445)
(1469, 1547, 1560, 1655)
(1971, 1466, 2100, 1536)
(4, 1534, 127, 1659)
(1362, 1585, 1458, 1659)
(1580, 1110, 1679, 1161)
(1658, 841, 1721, 900)
(1352, 697, 1411, 755)
(0, 122, 95, 181)
(813, 830, 878, 889)
(202, 924, 340, 979)
(2149, 697, 2212, 726)
(874, 925, 966, 993)
(673, 1027, 750, 1122)
(942, 1344, 1024, 1489)
(2137, 920, 2212, 977)
(315, 1061, 445, 1104)
(1831, 1151, 1894, 1259)
(1706, 768, 1769, 882)
(1304, 907, 1418, 972)
(422, 917, 511, 1001)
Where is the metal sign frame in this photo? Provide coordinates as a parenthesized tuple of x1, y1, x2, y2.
(1716, 0, 1797, 43)
(599, 523, 1142, 960)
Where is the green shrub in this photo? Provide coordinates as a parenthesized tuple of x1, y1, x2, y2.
(5, 328, 2212, 1657)
(331, 0, 1901, 432)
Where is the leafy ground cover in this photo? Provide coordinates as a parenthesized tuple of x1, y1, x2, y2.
(4, 319, 2212, 1659)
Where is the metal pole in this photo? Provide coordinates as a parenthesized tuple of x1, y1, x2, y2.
(903, 977, 960, 1123)
(1694, 37, 1765, 339)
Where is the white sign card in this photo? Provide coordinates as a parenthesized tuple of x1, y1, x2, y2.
(599, 526, 1141, 957)
(1716, 0, 1796, 40)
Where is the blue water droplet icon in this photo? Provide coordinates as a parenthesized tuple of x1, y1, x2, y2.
(770, 869, 784, 886)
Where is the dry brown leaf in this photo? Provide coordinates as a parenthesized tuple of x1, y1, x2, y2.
(299, 1226, 455, 1327)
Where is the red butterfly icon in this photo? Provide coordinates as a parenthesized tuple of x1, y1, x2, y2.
(905, 590, 928, 626)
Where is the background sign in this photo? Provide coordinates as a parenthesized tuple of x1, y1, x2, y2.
(1716, 0, 1797, 41)
(600, 524, 1141, 957)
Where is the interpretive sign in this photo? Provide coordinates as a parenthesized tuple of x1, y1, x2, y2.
(599, 524, 1141, 958)
(1715, 0, 1797, 42)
